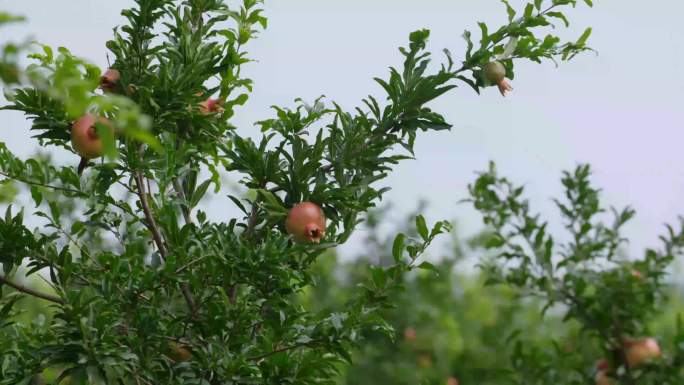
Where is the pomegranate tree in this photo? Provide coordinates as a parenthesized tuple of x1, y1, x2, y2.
(0, 0, 602, 383)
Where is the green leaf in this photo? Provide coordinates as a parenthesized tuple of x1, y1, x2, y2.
(500, 0, 516, 21)
(547, 12, 570, 27)
(392, 233, 406, 262)
(485, 234, 506, 249)
(415, 215, 428, 241)
(190, 179, 212, 208)
(523, 3, 535, 19)
(29, 186, 42, 207)
(0, 12, 26, 25)
(576, 27, 593, 46)
(417, 261, 439, 275)
(70, 220, 85, 236)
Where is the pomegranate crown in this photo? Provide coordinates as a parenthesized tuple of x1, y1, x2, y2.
(304, 223, 324, 243)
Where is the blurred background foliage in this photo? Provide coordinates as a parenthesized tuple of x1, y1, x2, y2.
(302, 204, 684, 385)
(3, 187, 684, 384)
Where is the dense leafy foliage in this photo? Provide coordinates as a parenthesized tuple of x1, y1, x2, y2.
(468, 164, 684, 384)
(0, 1, 601, 384)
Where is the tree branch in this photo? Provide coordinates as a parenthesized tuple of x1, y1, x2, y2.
(134, 171, 168, 258)
(133, 170, 199, 316)
(0, 170, 83, 195)
(0, 274, 64, 304)
(244, 199, 261, 238)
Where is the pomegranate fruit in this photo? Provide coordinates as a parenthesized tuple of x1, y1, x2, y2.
(446, 377, 459, 385)
(199, 97, 225, 114)
(596, 359, 609, 372)
(403, 327, 417, 342)
(100, 68, 120, 93)
(594, 370, 614, 385)
(624, 337, 661, 367)
(483, 61, 513, 97)
(168, 341, 192, 362)
(71, 114, 111, 159)
(285, 202, 326, 243)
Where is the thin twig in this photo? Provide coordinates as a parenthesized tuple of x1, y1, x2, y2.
(175, 256, 207, 275)
(248, 340, 322, 362)
(244, 199, 261, 238)
(173, 179, 192, 224)
(0, 274, 64, 304)
(0, 170, 83, 195)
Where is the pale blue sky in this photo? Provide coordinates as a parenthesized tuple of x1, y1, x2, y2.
(1, 0, 683, 260)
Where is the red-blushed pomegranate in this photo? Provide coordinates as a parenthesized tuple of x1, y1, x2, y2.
(403, 327, 417, 342)
(446, 377, 459, 385)
(168, 341, 192, 362)
(285, 202, 326, 243)
(596, 359, 609, 372)
(100, 68, 120, 93)
(594, 370, 614, 385)
(199, 97, 225, 114)
(624, 337, 661, 367)
(483, 61, 513, 97)
(71, 114, 111, 159)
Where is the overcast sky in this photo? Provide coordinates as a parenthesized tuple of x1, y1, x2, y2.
(1, 0, 683, 261)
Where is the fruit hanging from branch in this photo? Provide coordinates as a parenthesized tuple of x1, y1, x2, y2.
(99, 68, 120, 93)
(483, 61, 513, 97)
(199, 97, 225, 114)
(167, 341, 192, 362)
(403, 327, 417, 342)
(594, 359, 613, 385)
(594, 370, 614, 385)
(285, 202, 326, 243)
(71, 114, 111, 175)
(624, 337, 661, 367)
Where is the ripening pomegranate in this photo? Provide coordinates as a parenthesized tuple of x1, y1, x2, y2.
(596, 359, 609, 372)
(483, 61, 513, 97)
(593, 359, 614, 385)
(168, 341, 192, 362)
(285, 202, 326, 243)
(99, 68, 120, 93)
(446, 377, 459, 385)
(199, 97, 225, 114)
(595, 370, 614, 385)
(71, 114, 111, 159)
(624, 337, 661, 367)
(403, 327, 417, 342)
